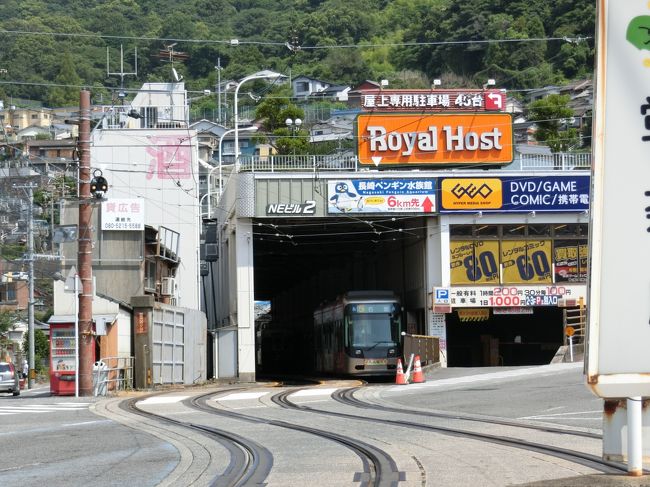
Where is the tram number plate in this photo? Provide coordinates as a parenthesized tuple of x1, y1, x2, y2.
(364, 359, 388, 366)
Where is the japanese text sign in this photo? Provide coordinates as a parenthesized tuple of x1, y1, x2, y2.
(587, 1, 650, 397)
(360, 89, 506, 112)
(327, 179, 436, 214)
(101, 198, 145, 231)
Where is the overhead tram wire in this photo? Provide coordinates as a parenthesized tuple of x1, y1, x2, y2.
(0, 29, 591, 50)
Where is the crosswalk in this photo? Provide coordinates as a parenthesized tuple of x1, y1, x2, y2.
(0, 403, 90, 416)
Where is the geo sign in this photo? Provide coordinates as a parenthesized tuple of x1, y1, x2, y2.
(356, 113, 513, 166)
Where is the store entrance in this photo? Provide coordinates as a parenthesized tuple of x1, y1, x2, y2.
(445, 307, 564, 367)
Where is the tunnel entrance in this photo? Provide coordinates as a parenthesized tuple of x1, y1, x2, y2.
(252, 215, 427, 377)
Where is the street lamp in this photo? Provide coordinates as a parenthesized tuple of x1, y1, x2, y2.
(206, 125, 258, 218)
(234, 72, 282, 171)
(285, 118, 302, 156)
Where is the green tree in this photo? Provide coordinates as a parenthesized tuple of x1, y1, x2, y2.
(47, 52, 82, 107)
(527, 94, 579, 152)
(22, 328, 50, 374)
(0, 310, 19, 335)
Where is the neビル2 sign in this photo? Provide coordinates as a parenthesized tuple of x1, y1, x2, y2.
(356, 113, 513, 166)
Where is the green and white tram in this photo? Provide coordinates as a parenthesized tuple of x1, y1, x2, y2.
(313, 291, 402, 377)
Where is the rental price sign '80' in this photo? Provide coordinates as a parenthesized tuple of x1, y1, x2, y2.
(450, 240, 552, 285)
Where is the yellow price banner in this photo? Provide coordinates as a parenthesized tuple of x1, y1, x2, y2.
(501, 240, 552, 284)
(450, 240, 500, 284)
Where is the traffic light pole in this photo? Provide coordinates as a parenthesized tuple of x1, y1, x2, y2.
(78, 90, 94, 396)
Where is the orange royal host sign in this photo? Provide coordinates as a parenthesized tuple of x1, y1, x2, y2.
(356, 113, 513, 166)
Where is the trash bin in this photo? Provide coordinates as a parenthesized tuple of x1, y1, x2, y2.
(93, 361, 108, 396)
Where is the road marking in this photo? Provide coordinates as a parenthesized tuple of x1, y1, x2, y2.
(217, 391, 268, 401)
(291, 388, 338, 397)
(385, 363, 582, 393)
(519, 410, 601, 420)
(138, 396, 190, 405)
(0, 403, 89, 415)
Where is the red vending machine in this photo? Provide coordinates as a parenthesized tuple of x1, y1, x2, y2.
(49, 323, 76, 395)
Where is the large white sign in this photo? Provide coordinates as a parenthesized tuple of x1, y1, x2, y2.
(101, 198, 145, 231)
(587, 1, 650, 398)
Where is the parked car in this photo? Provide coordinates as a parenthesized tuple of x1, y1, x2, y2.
(0, 362, 20, 396)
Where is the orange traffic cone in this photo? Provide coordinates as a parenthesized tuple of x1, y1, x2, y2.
(412, 355, 425, 383)
(395, 358, 408, 385)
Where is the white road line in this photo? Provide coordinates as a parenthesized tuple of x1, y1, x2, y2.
(138, 396, 190, 405)
(519, 410, 601, 420)
(290, 388, 338, 397)
(217, 391, 268, 401)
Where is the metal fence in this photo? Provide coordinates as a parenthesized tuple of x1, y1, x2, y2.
(403, 334, 440, 366)
(235, 152, 591, 173)
(93, 356, 133, 396)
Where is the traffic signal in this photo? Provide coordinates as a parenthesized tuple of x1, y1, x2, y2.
(90, 169, 108, 198)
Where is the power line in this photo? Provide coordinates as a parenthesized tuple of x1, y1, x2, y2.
(0, 29, 591, 50)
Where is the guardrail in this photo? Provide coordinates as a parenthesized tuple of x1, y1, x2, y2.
(236, 152, 591, 173)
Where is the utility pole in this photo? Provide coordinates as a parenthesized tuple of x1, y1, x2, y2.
(77, 90, 94, 396)
(216, 57, 222, 124)
(13, 182, 37, 389)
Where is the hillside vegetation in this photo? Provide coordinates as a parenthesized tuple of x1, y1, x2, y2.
(0, 0, 595, 106)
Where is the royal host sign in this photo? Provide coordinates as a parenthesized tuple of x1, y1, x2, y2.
(356, 113, 513, 167)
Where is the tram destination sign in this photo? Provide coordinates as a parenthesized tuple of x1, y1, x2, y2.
(356, 113, 513, 167)
(439, 176, 590, 213)
(327, 178, 436, 214)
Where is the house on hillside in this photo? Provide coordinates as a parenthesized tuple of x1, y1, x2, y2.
(292, 75, 332, 99)
(309, 84, 351, 102)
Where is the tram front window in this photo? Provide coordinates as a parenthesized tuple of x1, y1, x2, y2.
(349, 313, 400, 348)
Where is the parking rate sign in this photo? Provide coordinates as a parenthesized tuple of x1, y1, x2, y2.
(587, 1, 650, 398)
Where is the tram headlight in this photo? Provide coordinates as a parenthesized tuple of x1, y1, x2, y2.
(388, 348, 396, 356)
(354, 349, 363, 356)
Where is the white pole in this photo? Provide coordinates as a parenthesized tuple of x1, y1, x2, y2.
(568, 335, 574, 362)
(74, 274, 79, 398)
(627, 397, 643, 476)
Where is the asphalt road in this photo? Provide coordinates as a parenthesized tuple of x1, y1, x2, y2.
(0, 385, 177, 487)
(2, 364, 640, 487)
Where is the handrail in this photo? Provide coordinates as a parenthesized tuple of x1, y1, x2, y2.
(233, 152, 591, 173)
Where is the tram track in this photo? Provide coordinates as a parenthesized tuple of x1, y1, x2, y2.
(272, 387, 631, 476)
(333, 387, 602, 439)
(121, 391, 273, 487)
(191, 389, 402, 487)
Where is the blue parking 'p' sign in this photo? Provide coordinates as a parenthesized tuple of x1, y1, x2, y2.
(435, 288, 450, 304)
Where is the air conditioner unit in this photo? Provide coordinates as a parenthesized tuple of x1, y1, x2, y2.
(161, 277, 177, 296)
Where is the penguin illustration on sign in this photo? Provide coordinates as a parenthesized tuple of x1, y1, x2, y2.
(329, 181, 363, 212)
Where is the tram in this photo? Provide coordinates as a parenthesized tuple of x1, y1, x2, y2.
(313, 291, 402, 377)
